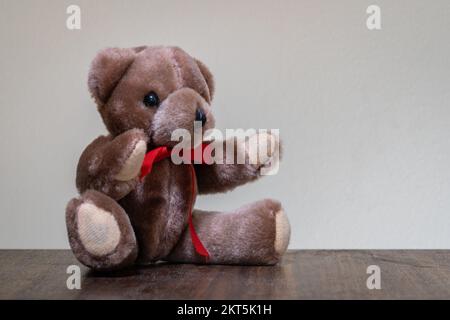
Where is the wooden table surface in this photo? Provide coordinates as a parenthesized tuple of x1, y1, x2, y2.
(0, 250, 449, 299)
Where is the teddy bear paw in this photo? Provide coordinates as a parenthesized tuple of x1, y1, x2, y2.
(66, 190, 138, 270)
(115, 139, 147, 181)
(246, 132, 281, 175)
(76, 202, 122, 256)
(274, 209, 290, 256)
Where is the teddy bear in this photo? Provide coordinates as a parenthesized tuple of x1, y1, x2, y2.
(66, 46, 291, 270)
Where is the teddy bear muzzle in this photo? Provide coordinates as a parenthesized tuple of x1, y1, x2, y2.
(150, 87, 215, 146)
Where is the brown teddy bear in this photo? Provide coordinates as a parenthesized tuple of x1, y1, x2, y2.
(66, 46, 290, 270)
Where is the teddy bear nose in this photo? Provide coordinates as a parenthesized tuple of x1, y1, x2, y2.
(195, 108, 207, 126)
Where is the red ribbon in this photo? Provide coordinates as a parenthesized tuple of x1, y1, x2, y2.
(139, 144, 210, 261)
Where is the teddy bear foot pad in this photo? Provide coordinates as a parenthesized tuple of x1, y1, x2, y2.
(66, 190, 138, 271)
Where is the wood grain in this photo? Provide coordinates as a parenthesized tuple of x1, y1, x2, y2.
(0, 250, 449, 299)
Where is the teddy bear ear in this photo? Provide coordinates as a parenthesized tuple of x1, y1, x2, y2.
(132, 45, 147, 53)
(88, 47, 137, 105)
(195, 59, 215, 102)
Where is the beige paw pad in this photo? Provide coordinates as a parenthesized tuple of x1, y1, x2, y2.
(115, 140, 146, 181)
(246, 132, 280, 175)
(274, 210, 290, 255)
(77, 203, 121, 256)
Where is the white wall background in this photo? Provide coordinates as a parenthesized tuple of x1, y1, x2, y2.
(0, 0, 449, 249)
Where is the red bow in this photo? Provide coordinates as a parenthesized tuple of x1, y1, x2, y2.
(139, 144, 210, 260)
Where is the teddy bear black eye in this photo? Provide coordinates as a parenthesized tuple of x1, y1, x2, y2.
(143, 91, 159, 107)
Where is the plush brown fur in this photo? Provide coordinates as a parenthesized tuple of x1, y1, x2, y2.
(167, 199, 283, 265)
(66, 46, 290, 270)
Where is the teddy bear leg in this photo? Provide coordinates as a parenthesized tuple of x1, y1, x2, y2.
(166, 199, 290, 265)
(66, 189, 138, 271)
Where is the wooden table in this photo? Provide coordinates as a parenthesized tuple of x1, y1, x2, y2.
(0, 250, 449, 299)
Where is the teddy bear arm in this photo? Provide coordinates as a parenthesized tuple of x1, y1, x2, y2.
(195, 133, 281, 194)
(76, 128, 148, 200)
(194, 163, 259, 194)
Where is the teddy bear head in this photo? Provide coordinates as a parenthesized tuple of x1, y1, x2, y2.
(88, 46, 216, 146)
